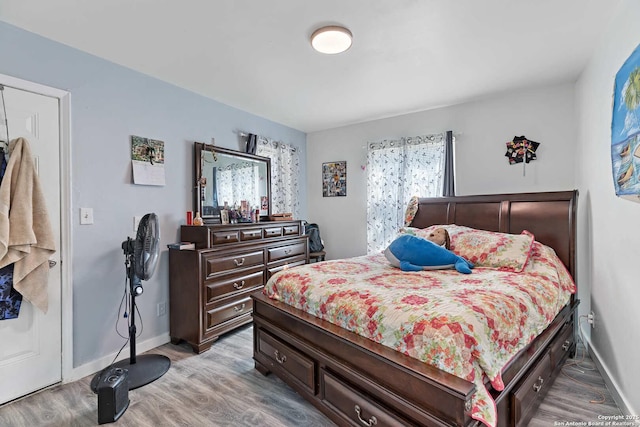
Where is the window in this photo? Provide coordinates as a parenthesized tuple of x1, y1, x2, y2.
(256, 136, 301, 219)
(366, 134, 446, 253)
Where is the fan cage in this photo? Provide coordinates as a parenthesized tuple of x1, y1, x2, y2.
(134, 213, 160, 281)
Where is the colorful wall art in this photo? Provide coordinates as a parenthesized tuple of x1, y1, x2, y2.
(322, 161, 347, 197)
(611, 43, 640, 202)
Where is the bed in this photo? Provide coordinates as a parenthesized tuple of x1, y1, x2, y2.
(251, 190, 579, 427)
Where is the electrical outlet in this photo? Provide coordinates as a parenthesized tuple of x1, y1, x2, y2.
(588, 311, 595, 328)
(157, 302, 167, 317)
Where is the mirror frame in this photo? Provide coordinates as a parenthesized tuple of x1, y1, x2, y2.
(194, 142, 271, 224)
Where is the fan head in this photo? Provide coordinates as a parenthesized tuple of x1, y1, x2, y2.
(134, 213, 160, 280)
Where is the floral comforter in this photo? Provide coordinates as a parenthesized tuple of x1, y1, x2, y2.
(263, 241, 576, 427)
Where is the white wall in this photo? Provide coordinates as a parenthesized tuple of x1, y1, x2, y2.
(307, 83, 577, 260)
(575, 0, 640, 414)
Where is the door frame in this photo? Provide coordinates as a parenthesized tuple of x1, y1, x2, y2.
(0, 72, 73, 382)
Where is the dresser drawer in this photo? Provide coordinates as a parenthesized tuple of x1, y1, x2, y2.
(511, 352, 552, 427)
(283, 224, 300, 236)
(212, 230, 240, 245)
(550, 322, 574, 368)
(263, 226, 283, 238)
(268, 242, 306, 263)
(205, 296, 252, 330)
(256, 328, 315, 392)
(203, 250, 264, 278)
(240, 227, 263, 241)
(205, 268, 264, 303)
(320, 369, 412, 427)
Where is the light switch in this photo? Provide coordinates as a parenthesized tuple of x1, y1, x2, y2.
(80, 208, 94, 225)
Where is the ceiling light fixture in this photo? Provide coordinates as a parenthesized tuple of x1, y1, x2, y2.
(310, 26, 352, 54)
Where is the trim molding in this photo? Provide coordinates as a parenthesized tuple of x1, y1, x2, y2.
(68, 334, 171, 382)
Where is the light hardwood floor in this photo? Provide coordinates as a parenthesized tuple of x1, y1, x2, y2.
(0, 325, 622, 426)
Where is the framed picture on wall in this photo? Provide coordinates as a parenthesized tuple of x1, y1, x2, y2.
(612, 42, 640, 202)
(322, 161, 347, 197)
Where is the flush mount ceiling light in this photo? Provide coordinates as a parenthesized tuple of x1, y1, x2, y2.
(310, 26, 353, 54)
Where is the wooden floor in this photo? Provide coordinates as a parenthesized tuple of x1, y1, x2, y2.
(0, 325, 622, 427)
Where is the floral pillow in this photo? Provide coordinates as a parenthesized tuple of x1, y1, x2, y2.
(404, 196, 420, 227)
(416, 224, 535, 272)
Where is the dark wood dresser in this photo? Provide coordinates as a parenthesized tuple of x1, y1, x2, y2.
(169, 220, 308, 353)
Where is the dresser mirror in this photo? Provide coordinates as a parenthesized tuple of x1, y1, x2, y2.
(194, 142, 271, 224)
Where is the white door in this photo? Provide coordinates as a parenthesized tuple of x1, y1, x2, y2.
(0, 85, 62, 404)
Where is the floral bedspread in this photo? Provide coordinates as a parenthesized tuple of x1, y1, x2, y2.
(263, 241, 576, 427)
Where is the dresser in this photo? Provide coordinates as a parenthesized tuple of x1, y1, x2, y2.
(169, 220, 308, 353)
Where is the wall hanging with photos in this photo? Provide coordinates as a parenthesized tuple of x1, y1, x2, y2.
(504, 135, 540, 177)
(322, 161, 347, 197)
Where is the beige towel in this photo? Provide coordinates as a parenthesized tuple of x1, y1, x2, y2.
(0, 137, 56, 313)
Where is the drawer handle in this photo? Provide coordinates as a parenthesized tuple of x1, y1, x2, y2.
(284, 249, 292, 254)
(233, 280, 245, 290)
(274, 350, 287, 364)
(233, 257, 245, 266)
(354, 405, 377, 426)
(562, 340, 571, 351)
(225, 235, 231, 240)
(234, 303, 246, 312)
(532, 376, 544, 393)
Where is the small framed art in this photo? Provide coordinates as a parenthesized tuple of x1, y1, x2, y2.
(322, 161, 347, 197)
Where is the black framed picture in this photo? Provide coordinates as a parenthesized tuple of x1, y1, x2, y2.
(322, 161, 347, 197)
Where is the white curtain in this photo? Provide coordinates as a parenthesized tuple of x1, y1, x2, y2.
(366, 133, 445, 254)
(256, 136, 301, 219)
(216, 162, 259, 208)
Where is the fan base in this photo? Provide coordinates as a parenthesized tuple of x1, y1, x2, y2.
(112, 354, 171, 390)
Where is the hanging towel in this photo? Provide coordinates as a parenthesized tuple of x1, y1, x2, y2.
(0, 137, 56, 313)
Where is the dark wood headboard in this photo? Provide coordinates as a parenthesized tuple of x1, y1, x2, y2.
(409, 190, 578, 280)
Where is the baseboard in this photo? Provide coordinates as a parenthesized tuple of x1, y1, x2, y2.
(66, 333, 171, 383)
(580, 325, 636, 416)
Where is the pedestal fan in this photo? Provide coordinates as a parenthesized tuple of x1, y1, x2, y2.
(92, 213, 170, 391)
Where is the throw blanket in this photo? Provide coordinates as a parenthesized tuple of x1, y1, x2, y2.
(264, 242, 575, 427)
(0, 137, 56, 313)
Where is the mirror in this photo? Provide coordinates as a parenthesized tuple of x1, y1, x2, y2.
(194, 142, 271, 224)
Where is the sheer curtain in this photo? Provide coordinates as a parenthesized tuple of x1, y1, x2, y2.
(256, 136, 301, 219)
(216, 162, 259, 207)
(366, 133, 446, 254)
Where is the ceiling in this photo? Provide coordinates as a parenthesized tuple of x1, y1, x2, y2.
(0, 0, 621, 133)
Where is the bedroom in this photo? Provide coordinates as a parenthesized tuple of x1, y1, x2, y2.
(0, 0, 638, 425)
